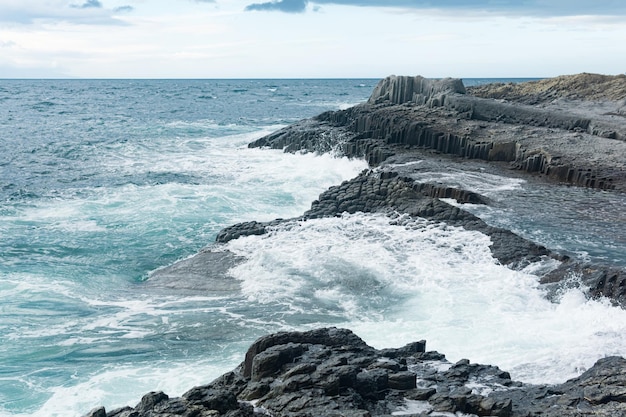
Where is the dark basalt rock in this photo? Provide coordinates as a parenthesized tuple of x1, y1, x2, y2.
(83, 328, 626, 417)
(250, 76, 626, 191)
(541, 262, 626, 307)
(367, 75, 467, 106)
(122, 75, 626, 417)
(217, 170, 551, 268)
(215, 167, 623, 306)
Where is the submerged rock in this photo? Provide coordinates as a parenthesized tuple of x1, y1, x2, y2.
(83, 328, 626, 417)
(146, 248, 243, 293)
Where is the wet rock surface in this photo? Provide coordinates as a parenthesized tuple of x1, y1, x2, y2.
(146, 249, 244, 293)
(217, 170, 552, 269)
(83, 328, 626, 417)
(215, 166, 624, 307)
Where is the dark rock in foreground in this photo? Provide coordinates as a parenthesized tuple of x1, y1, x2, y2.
(83, 327, 626, 417)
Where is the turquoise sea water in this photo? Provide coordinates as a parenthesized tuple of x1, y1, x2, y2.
(1, 79, 625, 417)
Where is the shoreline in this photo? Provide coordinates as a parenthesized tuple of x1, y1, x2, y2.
(211, 74, 626, 307)
(116, 74, 626, 417)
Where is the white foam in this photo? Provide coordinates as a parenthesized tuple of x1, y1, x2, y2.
(9, 358, 238, 417)
(337, 101, 363, 110)
(392, 399, 432, 415)
(404, 169, 525, 198)
(226, 212, 626, 385)
(384, 160, 424, 169)
(293, 100, 364, 111)
(1, 131, 368, 314)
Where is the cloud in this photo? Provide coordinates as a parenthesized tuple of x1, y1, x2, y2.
(243, 0, 626, 16)
(70, 0, 102, 9)
(245, 0, 308, 13)
(0, 1, 129, 25)
(0, 62, 72, 78)
(113, 6, 134, 13)
(0, 40, 17, 48)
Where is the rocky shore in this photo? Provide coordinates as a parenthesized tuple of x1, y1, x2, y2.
(84, 328, 626, 417)
(215, 73, 626, 307)
(94, 74, 626, 417)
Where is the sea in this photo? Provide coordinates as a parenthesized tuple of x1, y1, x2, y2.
(1, 78, 625, 417)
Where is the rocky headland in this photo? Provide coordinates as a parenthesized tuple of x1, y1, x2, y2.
(91, 74, 626, 416)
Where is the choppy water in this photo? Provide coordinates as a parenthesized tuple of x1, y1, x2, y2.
(0, 79, 624, 417)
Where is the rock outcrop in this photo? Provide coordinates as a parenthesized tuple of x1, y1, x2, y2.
(468, 72, 626, 104)
(83, 328, 626, 417)
(217, 170, 553, 268)
(249, 74, 626, 190)
(238, 74, 626, 306)
(367, 75, 466, 106)
(215, 168, 625, 306)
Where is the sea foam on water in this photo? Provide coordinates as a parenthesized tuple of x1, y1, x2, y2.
(1, 79, 624, 417)
(227, 212, 626, 385)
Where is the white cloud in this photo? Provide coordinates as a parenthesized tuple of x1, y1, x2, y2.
(0, 0, 131, 25)
(0, 40, 17, 47)
(244, 0, 626, 17)
(0, 0, 625, 78)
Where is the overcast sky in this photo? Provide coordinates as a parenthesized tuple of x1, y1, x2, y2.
(1, 0, 625, 78)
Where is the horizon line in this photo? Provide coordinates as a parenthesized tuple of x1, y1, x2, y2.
(0, 76, 549, 81)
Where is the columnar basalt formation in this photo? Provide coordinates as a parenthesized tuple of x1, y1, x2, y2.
(249, 74, 626, 191)
(366, 75, 466, 106)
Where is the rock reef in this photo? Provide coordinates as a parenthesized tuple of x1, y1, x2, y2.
(84, 328, 626, 417)
(217, 171, 553, 269)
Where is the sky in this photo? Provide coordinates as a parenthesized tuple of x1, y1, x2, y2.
(0, 0, 625, 78)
